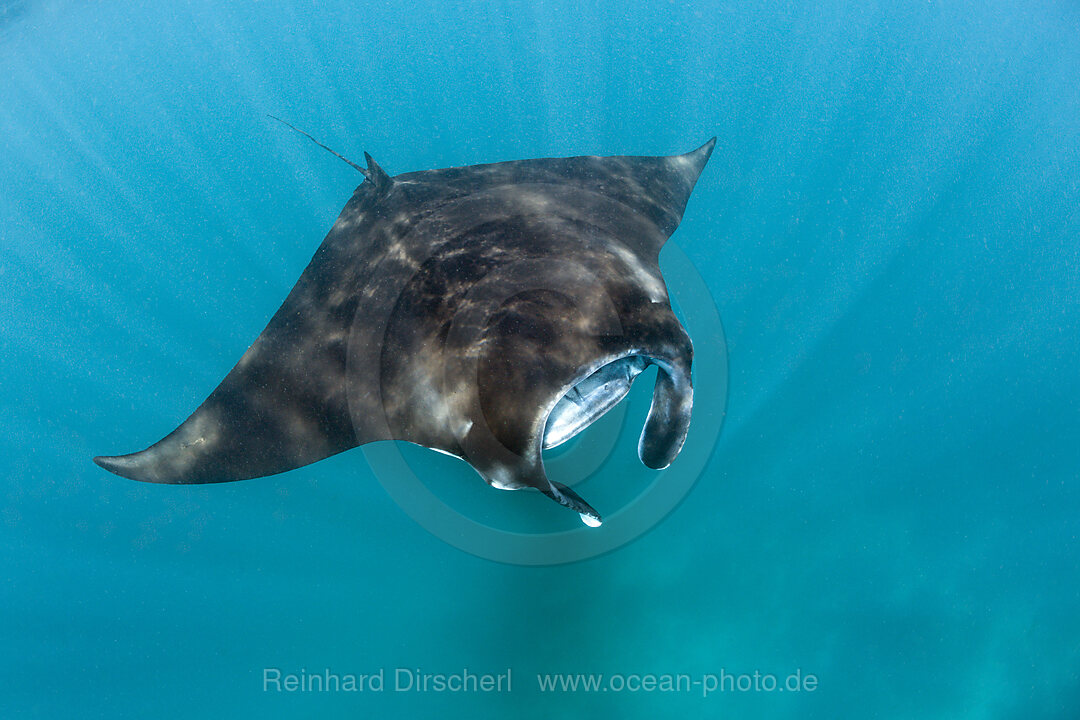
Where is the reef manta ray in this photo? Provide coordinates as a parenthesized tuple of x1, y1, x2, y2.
(94, 130, 715, 527)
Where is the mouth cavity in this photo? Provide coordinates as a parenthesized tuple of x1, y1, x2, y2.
(543, 355, 650, 450)
(539, 352, 694, 527)
(543, 351, 694, 471)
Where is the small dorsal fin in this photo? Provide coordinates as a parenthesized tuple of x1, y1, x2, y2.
(363, 152, 394, 192)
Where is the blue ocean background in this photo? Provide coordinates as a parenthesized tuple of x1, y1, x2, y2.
(2, 0, 1079, 717)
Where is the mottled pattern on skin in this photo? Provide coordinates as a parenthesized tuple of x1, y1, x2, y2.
(94, 139, 715, 525)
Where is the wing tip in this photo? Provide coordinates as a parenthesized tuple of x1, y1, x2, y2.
(93, 452, 141, 480)
(92, 450, 171, 483)
(686, 136, 716, 168)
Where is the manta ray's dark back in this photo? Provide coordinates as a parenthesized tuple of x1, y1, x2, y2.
(94, 138, 716, 526)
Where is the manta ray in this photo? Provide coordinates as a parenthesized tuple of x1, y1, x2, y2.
(94, 129, 715, 527)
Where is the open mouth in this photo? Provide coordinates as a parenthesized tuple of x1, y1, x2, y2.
(542, 355, 650, 450)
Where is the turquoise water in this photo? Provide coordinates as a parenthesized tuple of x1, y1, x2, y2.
(2, 1, 1079, 717)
